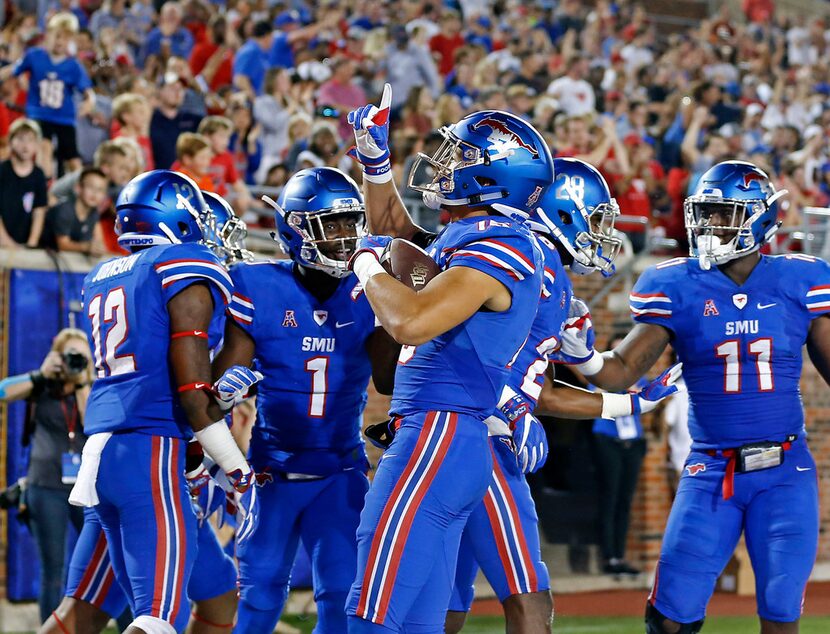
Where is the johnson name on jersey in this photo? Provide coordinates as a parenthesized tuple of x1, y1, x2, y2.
(391, 216, 544, 420)
(630, 254, 830, 448)
(82, 243, 232, 438)
(227, 260, 377, 476)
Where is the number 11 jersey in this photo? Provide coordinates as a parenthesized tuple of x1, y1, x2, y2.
(630, 254, 830, 449)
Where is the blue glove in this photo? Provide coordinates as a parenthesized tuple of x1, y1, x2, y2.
(348, 234, 394, 271)
(185, 459, 225, 523)
(346, 83, 392, 182)
(554, 298, 597, 366)
(512, 413, 549, 474)
(632, 363, 684, 414)
(225, 468, 259, 550)
(213, 365, 263, 411)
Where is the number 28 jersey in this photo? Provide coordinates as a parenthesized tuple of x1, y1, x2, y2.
(227, 260, 377, 476)
(630, 254, 830, 449)
(81, 243, 233, 438)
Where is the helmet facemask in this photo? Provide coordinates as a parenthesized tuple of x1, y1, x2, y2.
(283, 202, 366, 278)
(539, 194, 622, 277)
(407, 125, 513, 211)
(684, 196, 779, 270)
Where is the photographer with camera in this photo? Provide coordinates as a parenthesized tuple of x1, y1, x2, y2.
(0, 328, 93, 624)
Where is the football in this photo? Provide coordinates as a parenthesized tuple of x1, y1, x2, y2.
(380, 238, 441, 291)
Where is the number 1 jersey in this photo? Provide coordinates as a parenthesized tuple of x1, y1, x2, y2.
(227, 260, 377, 476)
(630, 254, 830, 449)
(81, 243, 232, 438)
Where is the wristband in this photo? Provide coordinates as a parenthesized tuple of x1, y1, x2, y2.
(574, 350, 605, 376)
(363, 159, 393, 184)
(194, 420, 249, 475)
(600, 392, 636, 419)
(29, 370, 46, 390)
(352, 251, 386, 285)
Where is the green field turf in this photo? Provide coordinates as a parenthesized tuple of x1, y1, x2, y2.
(275, 614, 830, 633)
(22, 614, 830, 633)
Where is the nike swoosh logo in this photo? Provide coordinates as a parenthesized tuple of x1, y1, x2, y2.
(796, 466, 812, 472)
(335, 321, 354, 328)
(757, 303, 777, 310)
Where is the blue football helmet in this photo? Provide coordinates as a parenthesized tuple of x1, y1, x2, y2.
(116, 170, 208, 250)
(531, 158, 621, 277)
(408, 110, 553, 222)
(202, 191, 252, 263)
(265, 167, 366, 278)
(685, 160, 787, 269)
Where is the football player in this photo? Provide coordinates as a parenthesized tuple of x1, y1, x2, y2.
(40, 191, 250, 634)
(66, 171, 257, 634)
(343, 88, 550, 632)
(555, 160, 830, 634)
(212, 167, 398, 634)
(445, 157, 681, 633)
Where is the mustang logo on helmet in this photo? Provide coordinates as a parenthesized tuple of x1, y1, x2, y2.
(740, 171, 765, 190)
(470, 116, 540, 158)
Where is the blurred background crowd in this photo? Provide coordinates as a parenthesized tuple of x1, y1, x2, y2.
(0, 0, 828, 259)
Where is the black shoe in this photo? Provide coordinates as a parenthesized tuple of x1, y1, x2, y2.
(603, 562, 624, 575)
(617, 561, 641, 576)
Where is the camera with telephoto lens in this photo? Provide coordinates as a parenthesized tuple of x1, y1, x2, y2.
(62, 351, 89, 375)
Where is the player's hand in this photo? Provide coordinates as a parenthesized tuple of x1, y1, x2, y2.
(184, 457, 224, 522)
(364, 418, 397, 449)
(348, 234, 393, 270)
(555, 298, 597, 366)
(512, 413, 548, 474)
(346, 83, 392, 182)
(225, 467, 259, 548)
(633, 363, 684, 414)
(213, 365, 263, 411)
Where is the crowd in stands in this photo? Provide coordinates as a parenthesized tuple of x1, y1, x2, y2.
(0, 0, 826, 256)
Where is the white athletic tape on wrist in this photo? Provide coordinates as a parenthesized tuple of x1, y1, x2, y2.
(352, 251, 386, 286)
(194, 421, 248, 475)
(601, 392, 634, 419)
(574, 350, 605, 376)
(363, 161, 393, 184)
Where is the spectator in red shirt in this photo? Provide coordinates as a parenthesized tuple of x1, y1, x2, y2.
(189, 14, 234, 93)
(742, 0, 773, 24)
(111, 92, 154, 171)
(613, 135, 666, 252)
(429, 11, 464, 76)
(198, 115, 252, 212)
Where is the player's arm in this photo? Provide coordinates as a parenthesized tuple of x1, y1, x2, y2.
(537, 362, 682, 419)
(168, 283, 223, 430)
(558, 297, 671, 392)
(365, 327, 401, 395)
(588, 324, 672, 392)
(356, 264, 510, 346)
(807, 314, 830, 387)
(347, 85, 429, 240)
(211, 319, 256, 381)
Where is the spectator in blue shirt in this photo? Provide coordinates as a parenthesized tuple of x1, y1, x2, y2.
(139, 1, 193, 69)
(233, 20, 273, 100)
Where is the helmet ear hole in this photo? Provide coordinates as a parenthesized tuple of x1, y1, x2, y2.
(474, 176, 496, 187)
(178, 221, 191, 236)
(559, 210, 573, 225)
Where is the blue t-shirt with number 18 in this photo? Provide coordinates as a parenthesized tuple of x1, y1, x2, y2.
(13, 47, 91, 126)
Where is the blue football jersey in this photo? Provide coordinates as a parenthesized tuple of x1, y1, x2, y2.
(506, 235, 572, 408)
(14, 48, 92, 126)
(390, 216, 544, 419)
(82, 243, 232, 438)
(227, 260, 377, 476)
(630, 254, 830, 449)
